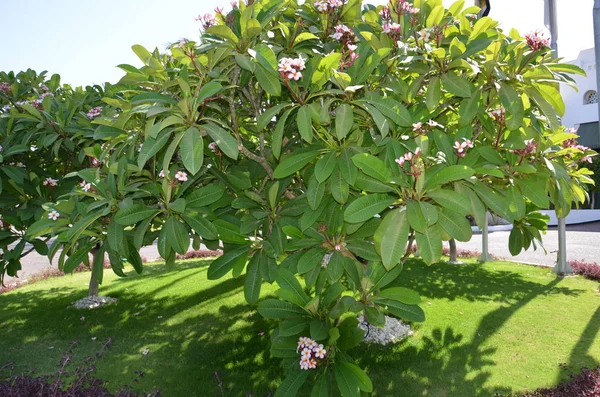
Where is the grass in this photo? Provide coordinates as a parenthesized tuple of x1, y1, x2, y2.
(0, 258, 599, 396)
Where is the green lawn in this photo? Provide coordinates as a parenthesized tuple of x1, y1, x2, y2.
(1, 258, 598, 396)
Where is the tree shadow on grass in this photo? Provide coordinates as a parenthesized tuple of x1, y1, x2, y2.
(0, 260, 281, 396)
(356, 260, 584, 396)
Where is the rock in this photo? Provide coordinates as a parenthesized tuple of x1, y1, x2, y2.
(357, 315, 413, 346)
(71, 295, 118, 310)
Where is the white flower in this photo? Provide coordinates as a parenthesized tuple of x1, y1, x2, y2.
(48, 210, 60, 221)
(158, 170, 165, 178)
(80, 181, 92, 192)
(175, 170, 188, 182)
(314, 345, 327, 358)
(300, 357, 310, 370)
(301, 348, 312, 359)
(427, 119, 439, 128)
(412, 122, 422, 131)
(395, 157, 405, 167)
(418, 29, 431, 43)
(43, 177, 58, 187)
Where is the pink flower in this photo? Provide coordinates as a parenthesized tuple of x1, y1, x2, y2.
(0, 82, 10, 95)
(87, 106, 102, 120)
(525, 30, 551, 51)
(308, 359, 317, 369)
(314, 345, 327, 358)
(395, 157, 405, 167)
(278, 57, 306, 81)
(158, 170, 165, 178)
(347, 44, 358, 52)
(301, 348, 312, 359)
(412, 122, 422, 131)
(175, 170, 188, 182)
(300, 357, 311, 370)
(334, 244, 342, 251)
(288, 71, 302, 81)
(43, 177, 58, 187)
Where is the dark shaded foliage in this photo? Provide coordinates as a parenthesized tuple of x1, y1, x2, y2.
(570, 260, 600, 282)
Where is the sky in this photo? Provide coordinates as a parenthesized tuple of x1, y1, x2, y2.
(0, 0, 594, 87)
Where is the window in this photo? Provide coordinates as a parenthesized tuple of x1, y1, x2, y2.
(584, 90, 598, 105)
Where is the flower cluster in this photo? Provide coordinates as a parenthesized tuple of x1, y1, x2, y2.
(382, 22, 402, 41)
(297, 337, 327, 370)
(80, 180, 92, 192)
(453, 138, 474, 158)
(87, 106, 102, 120)
(278, 57, 306, 81)
(0, 82, 10, 95)
(48, 210, 60, 221)
(314, 0, 345, 13)
(175, 170, 188, 182)
(412, 120, 442, 135)
(395, 148, 421, 168)
(387, 0, 419, 16)
(525, 30, 551, 51)
(196, 13, 217, 30)
(330, 24, 355, 45)
(43, 177, 58, 187)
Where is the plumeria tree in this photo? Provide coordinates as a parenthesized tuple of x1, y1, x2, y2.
(4, 0, 596, 394)
(0, 70, 113, 286)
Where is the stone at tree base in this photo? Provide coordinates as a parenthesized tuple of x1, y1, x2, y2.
(358, 315, 413, 346)
(71, 295, 118, 310)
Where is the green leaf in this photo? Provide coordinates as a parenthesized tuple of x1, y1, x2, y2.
(441, 72, 473, 98)
(507, 185, 526, 219)
(181, 127, 204, 175)
(127, 241, 144, 274)
(499, 83, 524, 130)
(165, 216, 189, 255)
(427, 188, 472, 216)
(459, 93, 480, 126)
(509, 227, 523, 256)
(272, 108, 292, 159)
(335, 103, 354, 140)
(426, 76, 441, 112)
(310, 319, 330, 341)
(337, 362, 373, 393)
(206, 25, 239, 44)
(339, 149, 357, 185)
(255, 64, 281, 96)
(426, 5, 445, 28)
(377, 299, 425, 322)
(312, 53, 342, 88)
(472, 181, 513, 222)
(207, 245, 251, 280)
(115, 204, 159, 226)
(335, 364, 360, 397)
(235, 54, 256, 72)
(293, 32, 319, 46)
(137, 132, 172, 168)
(203, 122, 239, 160)
(64, 241, 95, 274)
(315, 151, 337, 183)
(244, 255, 262, 304)
(407, 200, 427, 233)
(436, 208, 472, 242)
(274, 369, 310, 397)
(344, 194, 395, 224)
(186, 185, 225, 208)
(276, 268, 310, 305)
(279, 318, 310, 337)
(274, 150, 321, 178)
(181, 213, 218, 240)
(374, 208, 409, 270)
(365, 97, 412, 127)
(198, 81, 223, 102)
(258, 102, 292, 131)
(107, 219, 125, 253)
(258, 299, 306, 319)
(329, 166, 349, 204)
(415, 226, 442, 265)
(374, 287, 421, 305)
(307, 175, 326, 210)
(297, 105, 313, 143)
(298, 247, 326, 274)
(423, 165, 475, 191)
(311, 376, 329, 397)
(518, 176, 549, 208)
(351, 153, 391, 183)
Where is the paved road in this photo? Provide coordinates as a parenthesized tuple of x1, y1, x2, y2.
(5, 222, 599, 285)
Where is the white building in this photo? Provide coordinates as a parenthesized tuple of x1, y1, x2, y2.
(562, 48, 600, 150)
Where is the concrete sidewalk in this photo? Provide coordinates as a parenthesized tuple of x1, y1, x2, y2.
(5, 222, 599, 285)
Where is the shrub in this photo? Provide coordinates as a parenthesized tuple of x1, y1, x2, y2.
(510, 366, 600, 397)
(569, 260, 600, 282)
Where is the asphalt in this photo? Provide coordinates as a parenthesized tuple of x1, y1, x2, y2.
(5, 222, 600, 285)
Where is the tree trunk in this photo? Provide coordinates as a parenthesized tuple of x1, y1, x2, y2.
(449, 239, 457, 263)
(88, 247, 100, 297)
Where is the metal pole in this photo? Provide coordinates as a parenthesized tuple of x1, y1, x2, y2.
(546, 0, 558, 54)
(478, 214, 490, 263)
